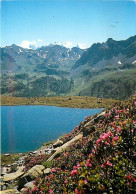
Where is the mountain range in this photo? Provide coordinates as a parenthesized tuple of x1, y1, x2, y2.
(1, 35, 136, 99)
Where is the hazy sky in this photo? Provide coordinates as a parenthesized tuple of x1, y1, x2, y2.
(1, 0, 136, 48)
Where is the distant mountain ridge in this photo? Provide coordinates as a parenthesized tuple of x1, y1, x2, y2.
(1, 35, 136, 99)
(70, 35, 136, 100)
(73, 35, 136, 69)
(1, 44, 84, 74)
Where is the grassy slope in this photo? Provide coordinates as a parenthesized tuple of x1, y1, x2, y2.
(1, 96, 120, 109)
(70, 68, 136, 100)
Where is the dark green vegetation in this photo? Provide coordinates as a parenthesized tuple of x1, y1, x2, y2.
(22, 93, 136, 193)
(1, 154, 21, 166)
(76, 69, 136, 100)
(0, 44, 83, 97)
(71, 35, 136, 99)
(1, 74, 74, 97)
(1, 35, 136, 99)
(1, 96, 120, 109)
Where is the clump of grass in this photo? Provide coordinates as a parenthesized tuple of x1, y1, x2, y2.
(1, 154, 21, 166)
(42, 161, 52, 168)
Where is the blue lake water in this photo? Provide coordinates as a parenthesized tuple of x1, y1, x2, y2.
(1, 106, 103, 154)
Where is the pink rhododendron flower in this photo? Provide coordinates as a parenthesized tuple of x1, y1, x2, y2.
(96, 138, 101, 145)
(75, 188, 81, 194)
(51, 168, 56, 173)
(108, 131, 113, 137)
(113, 136, 119, 142)
(115, 115, 119, 119)
(107, 161, 112, 166)
(125, 174, 133, 180)
(71, 169, 78, 176)
(101, 163, 106, 168)
(64, 180, 67, 184)
(117, 126, 122, 132)
(83, 180, 87, 184)
(49, 189, 53, 193)
(105, 141, 110, 146)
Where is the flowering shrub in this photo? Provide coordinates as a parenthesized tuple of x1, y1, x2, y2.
(25, 92, 136, 193)
(24, 154, 47, 171)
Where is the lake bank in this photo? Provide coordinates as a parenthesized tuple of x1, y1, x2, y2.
(1, 96, 120, 108)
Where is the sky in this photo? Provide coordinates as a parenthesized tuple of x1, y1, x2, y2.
(1, 0, 136, 49)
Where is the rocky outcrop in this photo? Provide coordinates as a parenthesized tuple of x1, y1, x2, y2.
(44, 168, 51, 174)
(47, 133, 83, 161)
(80, 111, 106, 136)
(18, 165, 45, 189)
(53, 139, 63, 148)
(24, 181, 35, 189)
(3, 167, 24, 182)
(1, 189, 16, 194)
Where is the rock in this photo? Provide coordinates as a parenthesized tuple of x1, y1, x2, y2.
(32, 151, 37, 154)
(4, 154, 10, 156)
(84, 111, 106, 128)
(24, 181, 35, 189)
(47, 133, 83, 161)
(1, 189, 15, 194)
(3, 168, 24, 182)
(18, 165, 45, 189)
(53, 139, 63, 148)
(1, 167, 8, 175)
(44, 168, 51, 174)
(26, 165, 45, 178)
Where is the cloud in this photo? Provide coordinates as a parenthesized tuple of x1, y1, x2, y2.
(20, 40, 37, 49)
(20, 40, 87, 49)
(20, 39, 42, 49)
(77, 43, 87, 49)
(46, 41, 87, 49)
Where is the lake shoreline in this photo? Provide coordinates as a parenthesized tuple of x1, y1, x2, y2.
(1, 95, 120, 109)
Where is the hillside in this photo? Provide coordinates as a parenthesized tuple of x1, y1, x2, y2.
(71, 35, 136, 99)
(1, 93, 136, 193)
(1, 35, 136, 99)
(0, 44, 84, 97)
